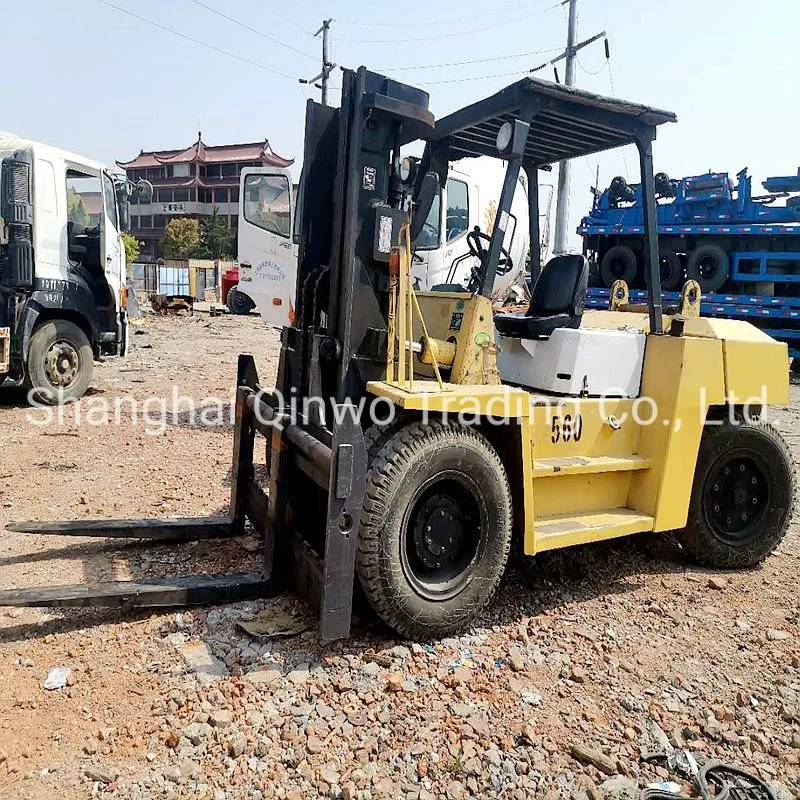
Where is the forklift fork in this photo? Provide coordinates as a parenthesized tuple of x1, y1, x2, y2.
(0, 355, 368, 644)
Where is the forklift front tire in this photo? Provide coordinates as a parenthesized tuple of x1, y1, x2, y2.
(26, 319, 93, 405)
(682, 417, 794, 569)
(357, 420, 512, 639)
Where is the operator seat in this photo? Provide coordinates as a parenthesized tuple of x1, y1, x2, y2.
(494, 254, 589, 339)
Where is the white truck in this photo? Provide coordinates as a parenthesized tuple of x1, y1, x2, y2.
(0, 134, 141, 403)
(235, 159, 552, 327)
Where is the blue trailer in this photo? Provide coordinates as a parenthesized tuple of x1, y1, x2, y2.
(578, 168, 800, 359)
(579, 168, 800, 292)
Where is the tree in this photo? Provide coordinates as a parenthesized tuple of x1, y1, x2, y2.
(200, 207, 230, 260)
(67, 187, 90, 227)
(122, 232, 141, 265)
(159, 217, 201, 259)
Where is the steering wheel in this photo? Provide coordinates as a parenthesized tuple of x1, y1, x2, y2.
(466, 226, 513, 275)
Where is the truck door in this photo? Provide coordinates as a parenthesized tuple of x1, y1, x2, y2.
(237, 167, 295, 327)
(101, 171, 124, 302)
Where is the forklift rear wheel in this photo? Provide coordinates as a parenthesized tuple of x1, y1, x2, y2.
(357, 420, 512, 639)
(683, 417, 794, 569)
(659, 249, 683, 291)
(227, 287, 254, 315)
(686, 244, 729, 293)
(26, 319, 93, 405)
(599, 245, 638, 287)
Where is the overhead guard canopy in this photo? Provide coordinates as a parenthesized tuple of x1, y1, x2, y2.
(432, 77, 677, 165)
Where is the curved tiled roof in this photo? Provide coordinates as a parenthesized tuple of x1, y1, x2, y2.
(117, 132, 293, 170)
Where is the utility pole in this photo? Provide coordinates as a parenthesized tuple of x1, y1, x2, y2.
(299, 19, 335, 106)
(554, 0, 578, 255)
(532, 0, 607, 254)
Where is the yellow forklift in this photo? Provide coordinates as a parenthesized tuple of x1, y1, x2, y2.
(3, 69, 793, 642)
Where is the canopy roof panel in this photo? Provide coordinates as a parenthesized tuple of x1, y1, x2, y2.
(432, 77, 677, 165)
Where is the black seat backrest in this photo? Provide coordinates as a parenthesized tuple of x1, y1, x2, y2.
(528, 254, 588, 318)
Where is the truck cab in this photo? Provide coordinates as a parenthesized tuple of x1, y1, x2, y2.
(235, 159, 551, 327)
(0, 133, 131, 402)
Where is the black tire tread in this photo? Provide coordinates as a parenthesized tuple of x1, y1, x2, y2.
(600, 245, 638, 287)
(683, 417, 795, 569)
(686, 244, 729, 293)
(25, 319, 93, 405)
(356, 419, 512, 639)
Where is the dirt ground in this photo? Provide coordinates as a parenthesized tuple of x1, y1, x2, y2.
(1, 311, 798, 800)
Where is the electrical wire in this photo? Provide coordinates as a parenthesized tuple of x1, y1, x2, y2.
(606, 49, 630, 179)
(376, 46, 561, 73)
(336, 0, 556, 27)
(414, 68, 532, 86)
(95, 0, 298, 79)
(186, 0, 316, 61)
(336, 9, 561, 43)
(576, 54, 609, 76)
(248, 0, 314, 36)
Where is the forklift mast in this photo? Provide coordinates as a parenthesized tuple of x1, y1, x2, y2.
(284, 68, 435, 410)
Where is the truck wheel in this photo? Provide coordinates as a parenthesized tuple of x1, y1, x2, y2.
(682, 418, 794, 569)
(687, 244, 729, 293)
(357, 420, 512, 639)
(599, 245, 638, 287)
(227, 287, 254, 315)
(659, 249, 683, 290)
(26, 319, 93, 405)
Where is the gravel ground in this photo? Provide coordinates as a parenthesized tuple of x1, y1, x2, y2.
(0, 311, 798, 800)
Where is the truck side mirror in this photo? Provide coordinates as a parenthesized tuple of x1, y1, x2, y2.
(137, 179, 153, 203)
(115, 184, 131, 232)
(409, 172, 439, 242)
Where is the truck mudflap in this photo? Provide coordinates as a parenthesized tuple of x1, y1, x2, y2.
(0, 354, 368, 644)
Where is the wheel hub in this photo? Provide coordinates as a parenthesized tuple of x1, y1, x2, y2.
(707, 456, 768, 536)
(44, 340, 80, 388)
(413, 495, 464, 569)
(401, 475, 484, 602)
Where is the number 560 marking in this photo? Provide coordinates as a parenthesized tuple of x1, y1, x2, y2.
(551, 412, 583, 444)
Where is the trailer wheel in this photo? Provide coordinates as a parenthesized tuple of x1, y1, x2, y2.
(26, 319, 93, 405)
(682, 417, 794, 569)
(599, 245, 638, 287)
(687, 244, 729, 293)
(357, 420, 512, 639)
(659, 249, 683, 290)
(227, 287, 254, 315)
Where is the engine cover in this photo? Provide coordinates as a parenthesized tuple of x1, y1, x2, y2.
(496, 325, 646, 397)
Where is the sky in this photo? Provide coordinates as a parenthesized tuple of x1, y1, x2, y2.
(2, 0, 798, 249)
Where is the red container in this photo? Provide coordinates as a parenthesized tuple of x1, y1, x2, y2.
(221, 267, 240, 304)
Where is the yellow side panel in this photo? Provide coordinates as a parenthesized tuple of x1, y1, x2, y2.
(723, 338, 790, 406)
(533, 472, 631, 517)
(629, 335, 725, 530)
(530, 398, 640, 458)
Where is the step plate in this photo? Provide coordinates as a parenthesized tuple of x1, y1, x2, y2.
(535, 508, 654, 552)
(532, 455, 651, 478)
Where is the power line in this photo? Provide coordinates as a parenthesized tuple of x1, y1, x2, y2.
(336, 0, 555, 27)
(248, 0, 313, 35)
(415, 68, 532, 86)
(95, 0, 297, 79)
(376, 46, 561, 73)
(186, 0, 316, 61)
(336, 9, 561, 43)
(577, 54, 609, 76)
